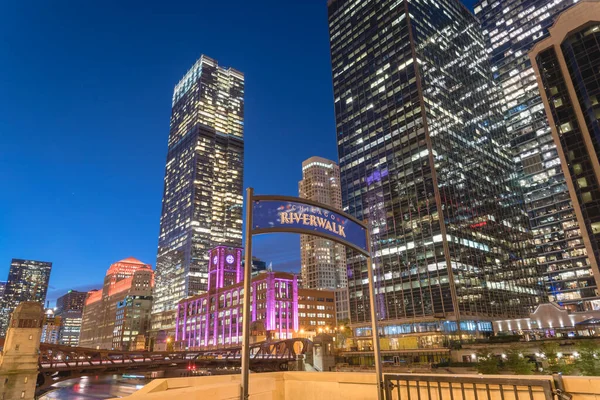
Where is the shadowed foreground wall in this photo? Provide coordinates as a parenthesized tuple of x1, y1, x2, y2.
(111, 372, 600, 400)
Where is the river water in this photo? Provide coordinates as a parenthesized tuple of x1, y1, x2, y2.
(38, 375, 145, 399)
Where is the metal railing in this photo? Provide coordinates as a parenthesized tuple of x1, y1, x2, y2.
(383, 374, 563, 400)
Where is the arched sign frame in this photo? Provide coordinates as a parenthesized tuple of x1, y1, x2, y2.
(240, 188, 384, 400)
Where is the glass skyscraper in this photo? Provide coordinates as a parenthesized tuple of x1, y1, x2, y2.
(55, 289, 87, 346)
(328, 0, 542, 334)
(152, 55, 244, 333)
(0, 259, 52, 337)
(530, 1, 600, 300)
(475, 0, 600, 310)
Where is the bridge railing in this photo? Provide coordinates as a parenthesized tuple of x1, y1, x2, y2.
(383, 374, 559, 400)
(38, 337, 312, 370)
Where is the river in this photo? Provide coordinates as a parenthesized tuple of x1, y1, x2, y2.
(38, 375, 145, 399)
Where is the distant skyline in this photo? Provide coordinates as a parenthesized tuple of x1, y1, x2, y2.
(0, 0, 476, 305)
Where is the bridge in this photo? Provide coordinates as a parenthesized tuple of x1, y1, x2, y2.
(36, 338, 312, 393)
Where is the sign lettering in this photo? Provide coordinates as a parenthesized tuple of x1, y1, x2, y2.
(251, 198, 368, 254)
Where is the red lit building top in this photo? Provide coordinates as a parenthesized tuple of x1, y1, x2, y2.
(85, 257, 154, 306)
(80, 257, 154, 350)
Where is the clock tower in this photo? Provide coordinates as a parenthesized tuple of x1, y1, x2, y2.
(207, 246, 243, 291)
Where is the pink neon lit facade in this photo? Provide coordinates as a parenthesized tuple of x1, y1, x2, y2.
(175, 247, 299, 349)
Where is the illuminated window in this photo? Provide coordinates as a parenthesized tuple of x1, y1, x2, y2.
(559, 122, 573, 133)
(582, 192, 592, 203)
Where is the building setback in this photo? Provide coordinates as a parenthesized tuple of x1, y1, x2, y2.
(152, 55, 244, 335)
(328, 0, 541, 336)
(475, 0, 600, 310)
(55, 290, 87, 346)
(79, 257, 154, 350)
(175, 247, 335, 349)
(530, 0, 600, 303)
(0, 259, 52, 337)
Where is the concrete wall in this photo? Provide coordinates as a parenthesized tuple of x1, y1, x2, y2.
(111, 372, 600, 400)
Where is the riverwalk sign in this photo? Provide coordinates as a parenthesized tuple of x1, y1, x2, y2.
(239, 189, 383, 400)
(251, 196, 368, 255)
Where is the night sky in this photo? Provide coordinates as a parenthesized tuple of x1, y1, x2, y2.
(0, 0, 477, 305)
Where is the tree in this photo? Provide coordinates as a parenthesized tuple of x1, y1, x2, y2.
(335, 319, 352, 349)
(504, 347, 535, 375)
(574, 340, 600, 376)
(476, 350, 499, 374)
(539, 342, 573, 375)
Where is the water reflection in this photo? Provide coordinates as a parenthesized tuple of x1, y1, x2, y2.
(39, 375, 144, 399)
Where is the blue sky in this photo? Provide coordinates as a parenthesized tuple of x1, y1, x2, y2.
(0, 0, 476, 305)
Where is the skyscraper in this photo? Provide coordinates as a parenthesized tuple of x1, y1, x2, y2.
(475, 0, 600, 310)
(55, 290, 87, 315)
(328, 0, 541, 340)
(0, 282, 6, 301)
(530, 1, 600, 300)
(55, 290, 87, 346)
(41, 308, 62, 344)
(0, 259, 52, 337)
(299, 156, 346, 290)
(80, 257, 154, 350)
(152, 55, 244, 333)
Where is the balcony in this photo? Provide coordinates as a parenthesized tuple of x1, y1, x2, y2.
(112, 371, 600, 400)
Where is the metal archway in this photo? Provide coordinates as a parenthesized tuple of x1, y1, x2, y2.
(239, 188, 383, 400)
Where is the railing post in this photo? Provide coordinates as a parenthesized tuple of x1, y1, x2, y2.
(552, 374, 572, 400)
(240, 187, 254, 400)
(365, 221, 384, 400)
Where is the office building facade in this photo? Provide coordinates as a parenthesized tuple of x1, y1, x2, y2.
(152, 55, 244, 333)
(530, 1, 600, 301)
(55, 290, 87, 346)
(299, 156, 347, 290)
(56, 290, 86, 314)
(328, 0, 541, 333)
(41, 308, 62, 344)
(80, 257, 154, 350)
(0, 259, 52, 336)
(475, 0, 600, 310)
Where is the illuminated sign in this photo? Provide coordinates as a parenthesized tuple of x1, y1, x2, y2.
(251, 197, 368, 255)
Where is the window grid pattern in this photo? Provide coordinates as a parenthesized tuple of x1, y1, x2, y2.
(328, 0, 541, 326)
(475, 0, 597, 309)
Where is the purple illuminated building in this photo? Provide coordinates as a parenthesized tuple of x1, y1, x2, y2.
(175, 247, 337, 349)
(175, 246, 300, 349)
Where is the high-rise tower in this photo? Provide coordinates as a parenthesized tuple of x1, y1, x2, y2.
(299, 156, 346, 290)
(475, 0, 600, 310)
(80, 257, 154, 350)
(530, 1, 600, 306)
(328, 0, 542, 336)
(0, 259, 52, 337)
(152, 55, 244, 333)
(55, 290, 87, 346)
